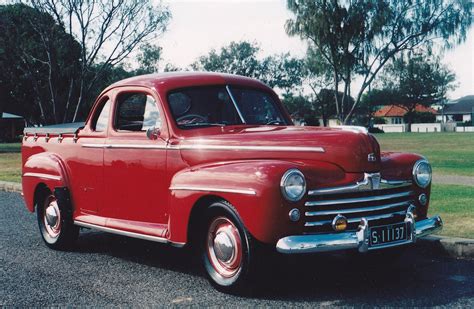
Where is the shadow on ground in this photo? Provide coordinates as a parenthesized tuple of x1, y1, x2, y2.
(75, 229, 474, 306)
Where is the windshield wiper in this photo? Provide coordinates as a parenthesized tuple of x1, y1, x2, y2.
(266, 120, 284, 125)
(180, 122, 227, 128)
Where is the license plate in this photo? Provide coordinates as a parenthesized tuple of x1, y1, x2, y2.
(369, 222, 408, 247)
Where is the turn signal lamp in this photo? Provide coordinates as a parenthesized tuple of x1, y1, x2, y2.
(332, 215, 348, 232)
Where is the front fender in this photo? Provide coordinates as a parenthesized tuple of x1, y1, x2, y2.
(22, 152, 69, 212)
(381, 152, 431, 218)
(167, 159, 345, 245)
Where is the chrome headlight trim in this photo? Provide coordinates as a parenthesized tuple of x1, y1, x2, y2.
(412, 159, 432, 188)
(280, 169, 306, 202)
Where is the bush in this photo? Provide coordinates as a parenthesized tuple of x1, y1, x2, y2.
(373, 117, 386, 124)
(369, 127, 385, 133)
(404, 111, 436, 123)
(459, 121, 473, 127)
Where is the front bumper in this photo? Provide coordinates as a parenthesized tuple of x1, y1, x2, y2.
(276, 206, 443, 254)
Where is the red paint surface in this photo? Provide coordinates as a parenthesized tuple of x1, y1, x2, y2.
(21, 72, 431, 245)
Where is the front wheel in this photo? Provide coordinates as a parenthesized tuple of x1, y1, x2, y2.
(202, 202, 257, 293)
(37, 192, 79, 250)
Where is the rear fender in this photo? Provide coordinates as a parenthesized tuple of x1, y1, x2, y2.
(22, 152, 69, 212)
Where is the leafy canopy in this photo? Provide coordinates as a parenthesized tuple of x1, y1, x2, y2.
(286, 0, 473, 124)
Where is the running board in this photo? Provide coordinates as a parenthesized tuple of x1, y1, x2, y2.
(74, 220, 185, 247)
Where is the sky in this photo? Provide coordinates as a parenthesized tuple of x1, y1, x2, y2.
(158, 0, 474, 100)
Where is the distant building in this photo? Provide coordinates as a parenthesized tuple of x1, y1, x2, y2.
(0, 112, 25, 141)
(374, 105, 437, 124)
(437, 95, 474, 124)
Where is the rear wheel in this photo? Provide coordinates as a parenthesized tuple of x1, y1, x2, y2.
(37, 191, 79, 250)
(202, 201, 257, 293)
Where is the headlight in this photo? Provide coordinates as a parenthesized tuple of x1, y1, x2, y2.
(412, 159, 432, 188)
(280, 169, 306, 202)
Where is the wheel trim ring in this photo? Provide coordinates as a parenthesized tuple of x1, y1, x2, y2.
(207, 217, 243, 279)
(43, 196, 61, 238)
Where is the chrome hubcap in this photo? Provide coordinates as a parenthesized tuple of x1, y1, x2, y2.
(207, 217, 242, 278)
(43, 197, 61, 238)
(214, 230, 235, 262)
(45, 205, 58, 227)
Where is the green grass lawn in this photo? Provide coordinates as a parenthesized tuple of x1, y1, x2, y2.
(429, 184, 474, 239)
(0, 143, 21, 183)
(375, 133, 474, 177)
(0, 142, 21, 153)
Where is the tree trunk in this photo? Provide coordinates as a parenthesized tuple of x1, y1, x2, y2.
(72, 77, 85, 122)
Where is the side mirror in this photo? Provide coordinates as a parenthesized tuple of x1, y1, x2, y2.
(146, 126, 160, 140)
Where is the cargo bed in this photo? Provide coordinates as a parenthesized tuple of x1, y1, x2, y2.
(23, 122, 85, 135)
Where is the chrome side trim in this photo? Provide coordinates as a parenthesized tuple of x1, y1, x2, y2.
(82, 144, 167, 149)
(169, 186, 256, 195)
(305, 200, 412, 217)
(308, 174, 411, 196)
(73, 221, 185, 247)
(176, 144, 325, 153)
(22, 172, 61, 181)
(305, 191, 413, 207)
(226, 85, 246, 124)
(81, 144, 105, 148)
(106, 144, 167, 149)
(82, 143, 325, 153)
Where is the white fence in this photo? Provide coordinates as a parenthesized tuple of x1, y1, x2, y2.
(374, 124, 406, 133)
(455, 126, 474, 132)
(373, 123, 469, 133)
(411, 123, 442, 133)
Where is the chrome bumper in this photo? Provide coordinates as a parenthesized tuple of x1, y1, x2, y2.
(276, 207, 443, 254)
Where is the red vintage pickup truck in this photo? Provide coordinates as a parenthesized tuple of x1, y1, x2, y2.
(22, 72, 442, 291)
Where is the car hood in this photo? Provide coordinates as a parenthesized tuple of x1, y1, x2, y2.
(173, 125, 381, 173)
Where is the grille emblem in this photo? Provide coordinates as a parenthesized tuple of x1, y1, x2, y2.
(368, 153, 377, 162)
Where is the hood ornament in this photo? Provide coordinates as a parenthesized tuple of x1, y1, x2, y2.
(367, 173, 381, 190)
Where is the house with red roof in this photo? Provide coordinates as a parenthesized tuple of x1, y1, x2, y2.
(374, 105, 437, 124)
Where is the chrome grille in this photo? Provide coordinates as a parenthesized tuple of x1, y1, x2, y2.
(304, 186, 414, 233)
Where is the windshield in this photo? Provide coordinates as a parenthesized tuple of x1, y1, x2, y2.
(228, 86, 287, 126)
(167, 86, 288, 129)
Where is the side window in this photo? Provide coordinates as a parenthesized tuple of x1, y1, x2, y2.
(115, 93, 161, 132)
(93, 99, 111, 132)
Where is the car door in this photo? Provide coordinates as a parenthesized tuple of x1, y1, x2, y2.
(69, 95, 111, 216)
(102, 87, 169, 233)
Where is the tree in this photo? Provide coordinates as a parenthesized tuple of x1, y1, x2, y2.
(264, 53, 306, 93)
(0, 4, 81, 125)
(282, 93, 320, 125)
(374, 51, 456, 128)
(286, 0, 473, 124)
(379, 51, 456, 112)
(366, 51, 456, 129)
(192, 41, 264, 78)
(191, 41, 305, 92)
(358, 88, 398, 126)
(30, 0, 171, 121)
(135, 43, 163, 75)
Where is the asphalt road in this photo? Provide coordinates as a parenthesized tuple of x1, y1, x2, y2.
(1, 191, 473, 307)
